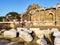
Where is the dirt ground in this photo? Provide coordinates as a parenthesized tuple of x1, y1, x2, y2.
(31, 26, 60, 30)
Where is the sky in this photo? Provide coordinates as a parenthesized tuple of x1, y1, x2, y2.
(0, 0, 60, 16)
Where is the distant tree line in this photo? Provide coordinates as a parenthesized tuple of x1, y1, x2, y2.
(0, 12, 21, 22)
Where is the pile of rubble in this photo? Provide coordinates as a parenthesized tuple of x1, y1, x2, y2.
(0, 28, 60, 45)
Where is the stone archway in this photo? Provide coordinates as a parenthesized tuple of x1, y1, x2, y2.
(49, 13, 53, 21)
(46, 12, 54, 21)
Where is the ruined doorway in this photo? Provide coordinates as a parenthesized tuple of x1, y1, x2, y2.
(49, 13, 53, 21)
(46, 12, 54, 21)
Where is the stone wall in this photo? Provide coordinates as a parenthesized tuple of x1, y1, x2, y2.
(1, 2, 60, 28)
(56, 5, 60, 26)
(21, 2, 60, 27)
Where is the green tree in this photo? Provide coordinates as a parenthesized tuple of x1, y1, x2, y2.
(6, 12, 19, 17)
(6, 12, 20, 21)
(0, 16, 4, 21)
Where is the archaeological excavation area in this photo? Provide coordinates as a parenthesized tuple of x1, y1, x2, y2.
(0, 2, 60, 45)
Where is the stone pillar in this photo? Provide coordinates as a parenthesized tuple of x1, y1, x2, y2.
(56, 2, 60, 26)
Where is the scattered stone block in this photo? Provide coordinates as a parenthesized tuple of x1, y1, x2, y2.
(3, 29, 16, 38)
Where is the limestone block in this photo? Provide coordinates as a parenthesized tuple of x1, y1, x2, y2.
(53, 32, 60, 37)
(33, 22, 38, 26)
(17, 27, 32, 33)
(24, 30, 32, 33)
(45, 29, 51, 35)
(53, 32, 60, 45)
(10, 23, 15, 28)
(37, 38, 47, 45)
(54, 38, 60, 45)
(30, 28, 46, 38)
(3, 29, 16, 38)
(44, 29, 52, 43)
(29, 28, 40, 31)
(34, 30, 45, 38)
(29, 28, 45, 38)
(51, 28, 59, 33)
(25, 22, 32, 28)
(19, 30, 33, 42)
(17, 28, 27, 32)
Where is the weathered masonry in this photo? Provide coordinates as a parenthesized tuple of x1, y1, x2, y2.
(21, 2, 60, 27)
(1, 2, 60, 29)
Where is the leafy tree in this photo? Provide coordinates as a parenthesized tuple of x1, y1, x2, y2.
(6, 12, 21, 21)
(6, 12, 19, 17)
(0, 16, 4, 21)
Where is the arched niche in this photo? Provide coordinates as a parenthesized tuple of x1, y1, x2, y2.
(46, 12, 54, 21)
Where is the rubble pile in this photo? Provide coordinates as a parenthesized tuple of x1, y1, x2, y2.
(0, 28, 60, 45)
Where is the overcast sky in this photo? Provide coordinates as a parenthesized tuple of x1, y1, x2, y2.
(0, 0, 60, 16)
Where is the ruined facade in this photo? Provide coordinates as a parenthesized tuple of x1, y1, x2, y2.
(21, 2, 60, 27)
(1, 2, 60, 28)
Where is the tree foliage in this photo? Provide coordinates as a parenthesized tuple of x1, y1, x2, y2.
(6, 12, 19, 17)
(0, 16, 4, 21)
